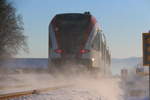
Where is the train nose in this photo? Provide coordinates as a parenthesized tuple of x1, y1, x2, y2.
(63, 54, 76, 59)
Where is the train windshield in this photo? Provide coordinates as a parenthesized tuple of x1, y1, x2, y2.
(55, 14, 90, 54)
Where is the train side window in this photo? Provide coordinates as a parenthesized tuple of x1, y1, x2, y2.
(49, 34, 52, 49)
(92, 34, 100, 51)
(99, 32, 102, 51)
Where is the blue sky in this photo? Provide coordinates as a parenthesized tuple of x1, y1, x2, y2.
(12, 0, 150, 58)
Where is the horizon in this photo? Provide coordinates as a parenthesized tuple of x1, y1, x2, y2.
(14, 56, 142, 59)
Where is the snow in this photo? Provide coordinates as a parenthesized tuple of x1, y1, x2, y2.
(0, 58, 149, 100)
(4, 75, 124, 100)
(122, 69, 149, 100)
(1, 70, 149, 100)
(0, 72, 149, 100)
(11, 88, 103, 100)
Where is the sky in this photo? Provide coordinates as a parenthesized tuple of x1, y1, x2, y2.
(11, 0, 150, 58)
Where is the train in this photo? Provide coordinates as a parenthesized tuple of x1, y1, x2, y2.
(48, 12, 111, 75)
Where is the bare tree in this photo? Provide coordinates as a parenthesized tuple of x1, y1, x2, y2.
(0, 0, 28, 59)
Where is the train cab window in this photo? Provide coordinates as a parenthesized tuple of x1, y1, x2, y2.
(92, 33, 100, 51)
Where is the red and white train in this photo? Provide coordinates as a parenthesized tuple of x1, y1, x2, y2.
(48, 12, 111, 75)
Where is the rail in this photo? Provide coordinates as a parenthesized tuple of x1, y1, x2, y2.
(0, 84, 72, 100)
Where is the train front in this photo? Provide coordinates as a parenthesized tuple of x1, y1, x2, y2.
(48, 12, 96, 70)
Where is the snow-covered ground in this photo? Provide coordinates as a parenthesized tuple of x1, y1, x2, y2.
(0, 70, 149, 100)
(0, 72, 149, 100)
(0, 73, 73, 94)
(0, 73, 124, 100)
(122, 71, 149, 100)
(0, 58, 149, 100)
(10, 87, 118, 100)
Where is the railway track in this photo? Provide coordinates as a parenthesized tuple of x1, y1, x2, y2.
(0, 84, 72, 100)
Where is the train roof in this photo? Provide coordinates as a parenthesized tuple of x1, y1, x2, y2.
(51, 12, 97, 26)
(55, 12, 92, 17)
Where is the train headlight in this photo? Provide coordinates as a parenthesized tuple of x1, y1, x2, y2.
(92, 58, 95, 62)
